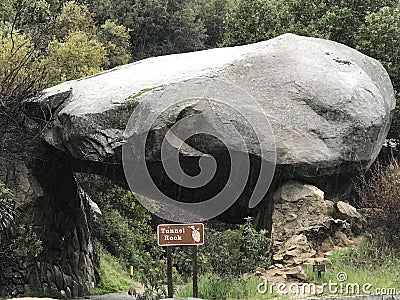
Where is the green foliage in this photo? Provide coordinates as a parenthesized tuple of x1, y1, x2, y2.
(131, 0, 207, 60)
(87, 0, 207, 60)
(0, 0, 51, 32)
(0, 0, 12, 23)
(91, 249, 133, 295)
(10, 224, 43, 259)
(355, 7, 400, 139)
(174, 218, 270, 277)
(239, 217, 270, 271)
(202, 217, 269, 276)
(0, 223, 43, 271)
(0, 25, 47, 161)
(223, 0, 287, 46)
(196, 0, 234, 47)
(131, 253, 167, 300)
(97, 186, 152, 236)
(97, 209, 142, 264)
(223, 0, 399, 47)
(303, 238, 400, 295)
(0, 29, 44, 102)
(43, 30, 108, 85)
(355, 7, 400, 91)
(0, 182, 15, 237)
(128, 86, 163, 99)
(53, 1, 96, 40)
(176, 274, 268, 300)
(98, 19, 131, 68)
(201, 228, 243, 276)
(93, 185, 164, 286)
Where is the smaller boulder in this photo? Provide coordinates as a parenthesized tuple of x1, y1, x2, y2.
(272, 181, 364, 267)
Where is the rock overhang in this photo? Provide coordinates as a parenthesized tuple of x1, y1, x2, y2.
(26, 33, 396, 202)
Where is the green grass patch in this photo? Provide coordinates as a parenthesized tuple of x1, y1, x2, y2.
(304, 242, 400, 297)
(176, 273, 284, 300)
(128, 86, 163, 100)
(91, 249, 133, 295)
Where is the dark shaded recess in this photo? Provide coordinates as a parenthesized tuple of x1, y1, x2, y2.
(378, 144, 400, 166)
(35, 135, 374, 233)
(27, 143, 89, 264)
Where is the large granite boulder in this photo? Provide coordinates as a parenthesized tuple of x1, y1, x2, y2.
(25, 33, 395, 224)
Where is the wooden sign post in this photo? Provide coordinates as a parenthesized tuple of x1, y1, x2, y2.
(192, 246, 198, 297)
(166, 246, 173, 298)
(157, 223, 204, 298)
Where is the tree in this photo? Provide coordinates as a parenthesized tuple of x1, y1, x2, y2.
(355, 7, 400, 139)
(0, 0, 13, 23)
(0, 29, 43, 101)
(223, 0, 288, 46)
(43, 30, 108, 85)
(128, 0, 206, 60)
(196, 0, 234, 47)
(97, 19, 131, 68)
(0, 28, 46, 157)
(53, 1, 96, 40)
(86, 0, 207, 60)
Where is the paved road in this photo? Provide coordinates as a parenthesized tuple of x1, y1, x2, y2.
(77, 292, 134, 300)
(8, 296, 133, 300)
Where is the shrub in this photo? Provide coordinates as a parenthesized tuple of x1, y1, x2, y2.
(358, 159, 400, 253)
(0, 182, 15, 238)
(174, 217, 270, 277)
(43, 30, 108, 85)
(96, 208, 142, 264)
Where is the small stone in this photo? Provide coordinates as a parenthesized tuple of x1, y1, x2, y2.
(336, 201, 363, 219)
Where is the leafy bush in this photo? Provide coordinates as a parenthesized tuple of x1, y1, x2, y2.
(130, 253, 167, 300)
(0, 29, 45, 102)
(96, 208, 142, 264)
(239, 217, 271, 272)
(0, 223, 43, 275)
(358, 159, 400, 253)
(89, 183, 168, 297)
(0, 182, 15, 237)
(174, 218, 270, 277)
(43, 30, 108, 85)
(98, 20, 131, 68)
(9, 224, 43, 260)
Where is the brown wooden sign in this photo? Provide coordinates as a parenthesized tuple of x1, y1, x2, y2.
(157, 223, 204, 246)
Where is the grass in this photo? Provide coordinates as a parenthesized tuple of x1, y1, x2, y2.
(176, 239, 400, 300)
(128, 86, 163, 99)
(176, 273, 285, 300)
(304, 242, 400, 297)
(91, 249, 134, 295)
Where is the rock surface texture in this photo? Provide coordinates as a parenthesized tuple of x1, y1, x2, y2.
(0, 157, 97, 298)
(2, 33, 395, 296)
(27, 33, 395, 213)
(267, 181, 364, 282)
